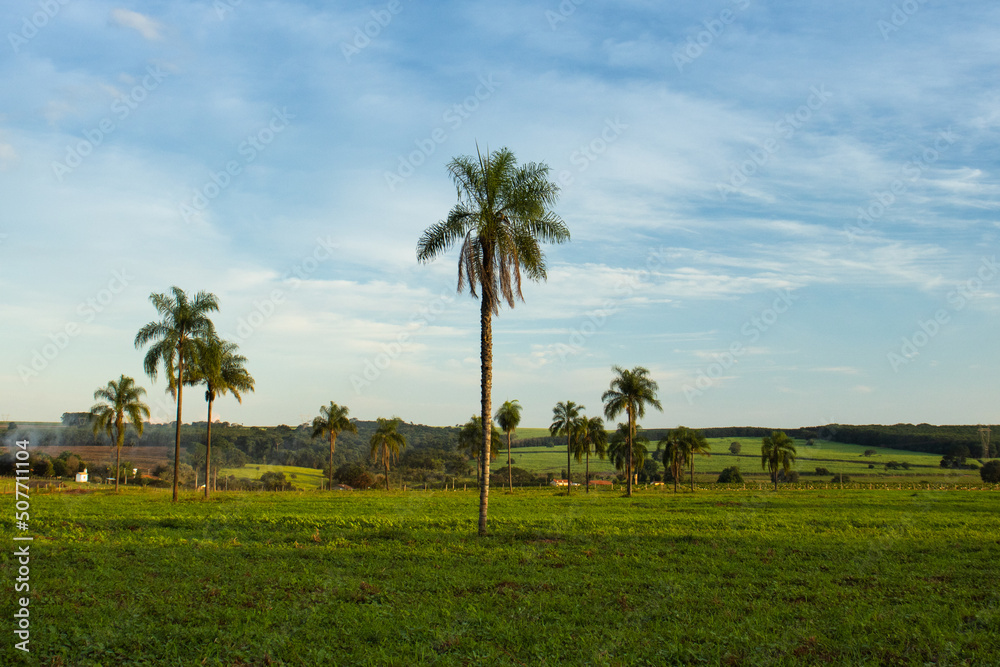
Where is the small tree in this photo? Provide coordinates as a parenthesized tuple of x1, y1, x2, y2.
(729, 441, 741, 455)
(761, 431, 796, 490)
(717, 466, 743, 483)
(980, 460, 1000, 483)
(369, 417, 407, 490)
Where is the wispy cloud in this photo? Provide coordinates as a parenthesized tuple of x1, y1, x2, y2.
(110, 9, 164, 41)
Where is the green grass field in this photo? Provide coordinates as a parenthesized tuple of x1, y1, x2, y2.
(216, 464, 327, 490)
(509, 437, 981, 484)
(4, 486, 999, 665)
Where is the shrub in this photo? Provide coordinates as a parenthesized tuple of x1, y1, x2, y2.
(717, 466, 743, 483)
(729, 442, 741, 455)
(980, 460, 1000, 483)
(777, 469, 799, 483)
(814, 467, 830, 476)
(831, 475, 850, 483)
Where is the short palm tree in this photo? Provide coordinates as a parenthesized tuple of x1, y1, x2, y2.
(494, 399, 522, 492)
(659, 431, 685, 493)
(311, 402, 357, 491)
(609, 422, 649, 483)
(417, 147, 569, 535)
(674, 426, 710, 491)
(761, 430, 797, 490)
(186, 337, 254, 497)
(369, 417, 407, 490)
(135, 287, 218, 502)
(602, 366, 662, 496)
(458, 415, 501, 484)
(579, 415, 608, 493)
(90, 375, 150, 493)
(550, 401, 584, 494)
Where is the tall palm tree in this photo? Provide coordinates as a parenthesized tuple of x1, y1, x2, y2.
(609, 422, 649, 484)
(369, 417, 407, 490)
(673, 426, 710, 491)
(602, 366, 662, 497)
(550, 401, 584, 494)
(579, 415, 608, 493)
(458, 415, 501, 484)
(761, 430, 797, 490)
(135, 287, 218, 502)
(494, 399, 522, 492)
(186, 337, 254, 497)
(311, 402, 357, 491)
(90, 375, 150, 493)
(417, 147, 569, 536)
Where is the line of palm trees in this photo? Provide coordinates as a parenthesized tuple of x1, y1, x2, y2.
(309, 403, 408, 491)
(90, 288, 255, 501)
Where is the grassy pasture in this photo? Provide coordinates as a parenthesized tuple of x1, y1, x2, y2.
(4, 487, 999, 665)
(216, 464, 327, 490)
(509, 437, 980, 484)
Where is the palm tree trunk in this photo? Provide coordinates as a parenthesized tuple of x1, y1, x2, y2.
(626, 404, 634, 497)
(114, 421, 122, 494)
(690, 457, 694, 492)
(173, 353, 184, 503)
(585, 449, 590, 493)
(479, 298, 492, 536)
(507, 431, 512, 492)
(205, 397, 213, 499)
(385, 457, 390, 490)
(566, 429, 571, 495)
(334, 424, 337, 491)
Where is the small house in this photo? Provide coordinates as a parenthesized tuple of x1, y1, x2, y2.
(75, 468, 88, 483)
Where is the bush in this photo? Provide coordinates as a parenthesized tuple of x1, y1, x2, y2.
(831, 475, 851, 483)
(815, 467, 830, 476)
(334, 463, 375, 490)
(778, 470, 799, 483)
(717, 466, 743, 483)
(980, 460, 1000, 483)
(729, 442, 741, 455)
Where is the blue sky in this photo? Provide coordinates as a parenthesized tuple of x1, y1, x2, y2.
(2, 0, 998, 430)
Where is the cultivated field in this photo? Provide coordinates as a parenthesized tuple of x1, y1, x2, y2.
(4, 487, 999, 665)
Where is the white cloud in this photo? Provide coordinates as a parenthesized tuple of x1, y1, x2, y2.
(110, 9, 164, 41)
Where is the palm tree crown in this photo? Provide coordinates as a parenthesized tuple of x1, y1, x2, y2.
(90, 374, 150, 493)
(312, 402, 357, 491)
(602, 365, 662, 496)
(134, 286, 219, 502)
(417, 147, 569, 535)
